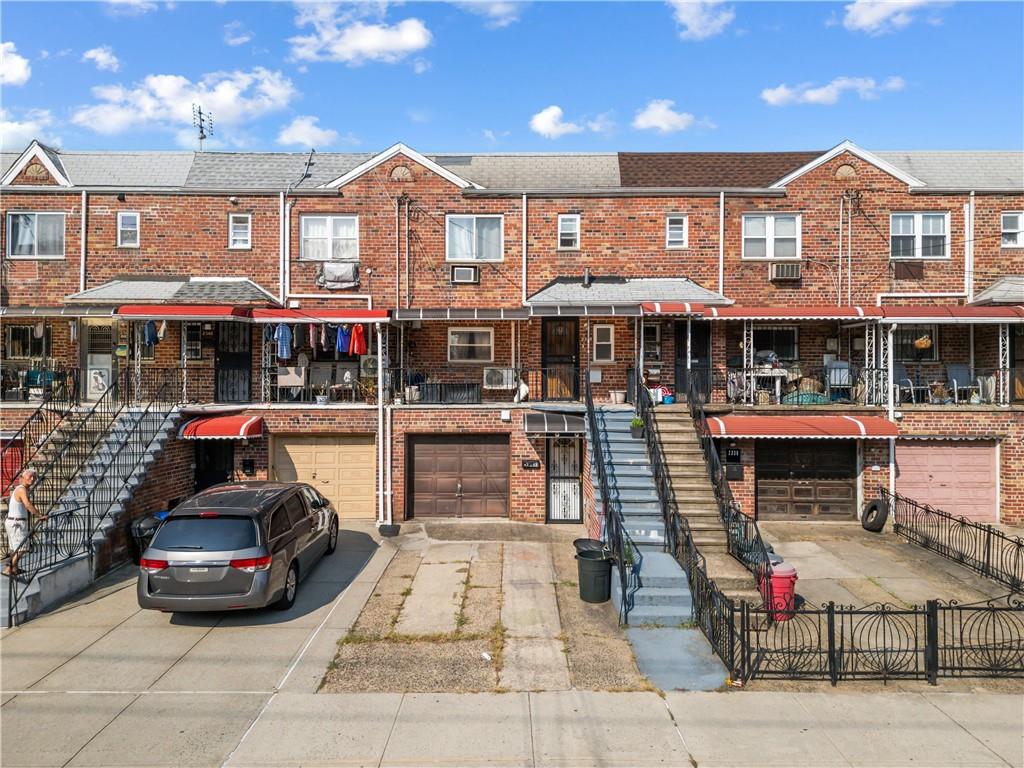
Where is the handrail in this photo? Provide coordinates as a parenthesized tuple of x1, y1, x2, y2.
(635, 383, 677, 555)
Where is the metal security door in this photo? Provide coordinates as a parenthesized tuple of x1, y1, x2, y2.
(675, 320, 711, 400)
(215, 322, 251, 403)
(84, 323, 113, 401)
(542, 318, 579, 400)
(546, 438, 582, 523)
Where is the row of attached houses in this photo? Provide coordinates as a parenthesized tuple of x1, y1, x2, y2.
(1, 138, 1023, 558)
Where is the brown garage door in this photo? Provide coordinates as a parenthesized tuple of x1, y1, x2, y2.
(756, 440, 857, 518)
(410, 435, 509, 518)
(272, 435, 376, 520)
(896, 440, 997, 522)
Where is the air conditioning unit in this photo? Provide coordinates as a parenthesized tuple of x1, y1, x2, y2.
(769, 261, 802, 281)
(450, 265, 479, 284)
(483, 367, 516, 390)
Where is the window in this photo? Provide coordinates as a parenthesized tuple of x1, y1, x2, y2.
(447, 328, 494, 363)
(742, 214, 800, 259)
(890, 213, 949, 259)
(117, 212, 139, 248)
(642, 322, 661, 362)
(1002, 212, 1024, 248)
(446, 215, 503, 262)
(283, 495, 307, 527)
(300, 215, 359, 261)
(182, 322, 202, 360)
(229, 213, 252, 249)
(6, 212, 65, 258)
(752, 326, 798, 360)
(5, 325, 50, 359)
(665, 215, 688, 249)
(151, 517, 258, 551)
(134, 323, 155, 361)
(894, 324, 939, 361)
(558, 214, 580, 250)
(268, 507, 291, 539)
(593, 325, 614, 363)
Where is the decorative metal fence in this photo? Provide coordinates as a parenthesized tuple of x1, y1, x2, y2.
(885, 488, 1024, 594)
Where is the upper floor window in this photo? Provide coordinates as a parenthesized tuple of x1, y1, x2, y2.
(1002, 212, 1023, 248)
(558, 214, 580, 250)
(448, 327, 494, 363)
(890, 212, 948, 259)
(229, 214, 252, 249)
(117, 212, 140, 248)
(6, 212, 65, 259)
(5, 324, 50, 359)
(446, 215, 503, 262)
(742, 214, 799, 259)
(300, 215, 359, 261)
(665, 214, 688, 249)
(593, 324, 614, 363)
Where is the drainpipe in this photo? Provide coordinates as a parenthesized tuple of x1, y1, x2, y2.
(847, 194, 854, 305)
(718, 191, 725, 295)
(966, 191, 976, 302)
(838, 195, 844, 307)
(886, 323, 895, 423)
(376, 322, 385, 524)
(394, 198, 400, 310)
(386, 395, 394, 527)
(405, 197, 410, 309)
(278, 192, 286, 304)
(521, 194, 528, 305)
(79, 191, 88, 292)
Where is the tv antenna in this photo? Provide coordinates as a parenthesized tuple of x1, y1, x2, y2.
(192, 104, 214, 151)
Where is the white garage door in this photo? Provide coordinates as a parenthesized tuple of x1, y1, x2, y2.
(896, 440, 997, 522)
(272, 435, 376, 520)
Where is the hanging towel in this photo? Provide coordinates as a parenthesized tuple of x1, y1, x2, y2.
(320, 323, 327, 350)
(33, 321, 44, 339)
(157, 320, 168, 340)
(294, 323, 306, 349)
(274, 323, 293, 360)
(336, 324, 352, 354)
(349, 323, 367, 356)
(144, 319, 159, 346)
(309, 323, 317, 350)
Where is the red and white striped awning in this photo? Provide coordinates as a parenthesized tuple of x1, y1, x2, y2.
(704, 306, 883, 320)
(250, 308, 389, 324)
(178, 414, 264, 440)
(706, 414, 898, 440)
(640, 302, 706, 316)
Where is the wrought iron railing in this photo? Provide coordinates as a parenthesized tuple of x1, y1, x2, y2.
(390, 366, 582, 405)
(893, 366, 1019, 406)
(722, 364, 888, 406)
(885, 488, 1024, 593)
(635, 383, 677, 555)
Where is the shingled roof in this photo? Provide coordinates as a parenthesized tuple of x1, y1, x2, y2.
(617, 151, 823, 188)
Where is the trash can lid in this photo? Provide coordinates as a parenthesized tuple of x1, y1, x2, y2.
(576, 549, 611, 561)
(772, 563, 798, 577)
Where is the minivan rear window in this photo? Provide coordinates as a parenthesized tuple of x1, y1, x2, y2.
(151, 516, 259, 551)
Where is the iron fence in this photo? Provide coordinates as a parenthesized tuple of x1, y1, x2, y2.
(885, 488, 1024, 594)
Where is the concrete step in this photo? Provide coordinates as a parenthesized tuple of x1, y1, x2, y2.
(623, 604, 692, 627)
(633, 551, 688, 588)
(632, 587, 693, 608)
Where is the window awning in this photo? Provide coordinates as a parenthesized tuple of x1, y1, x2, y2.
(706, 415, 898, 440)
(879, 305, 1024, 324)
(528, 304, 643, 317)
(524, 412, 586, 435)
(250, 308, 389, 324)
(640, 302, 705, 316)
(704, 306, 883, 321)
(178, 414, 264, 440)
(116, 305, 251, 321)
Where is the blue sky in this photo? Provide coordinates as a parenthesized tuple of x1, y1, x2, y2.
(1, 1, 1022, 153)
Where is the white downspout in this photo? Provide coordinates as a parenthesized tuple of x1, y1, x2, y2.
(521, 194, 528, 306)
(278, 192, 285, 304)
(284, 200, 293, 303)
(386, 402, 394, 527)
(376, 323, 385, 525)
(79, 190, 88, 292)
(886, 323, 895, 423)
(838, 195, 844, 307)
(395, 198, 400, 311)
(718, 191, 725, 295)
(847, 195, 853, 305)
(888, 437, 896, 497)
(966, 191, 976, 302)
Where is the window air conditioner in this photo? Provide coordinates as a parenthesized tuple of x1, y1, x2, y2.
(451, 265, 479, 284)
(769, 261, 802, 281)
(483, 367, 516, 390)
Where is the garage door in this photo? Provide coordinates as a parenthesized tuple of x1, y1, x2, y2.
(410, 435, 509, 518)
(756, 440, 857, 519)
(896, 440, 997, 522)
(273, 435, 376, 520)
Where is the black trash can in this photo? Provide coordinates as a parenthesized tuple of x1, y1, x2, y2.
(576, 549, 613, 604)
(129, 513, 165, 564)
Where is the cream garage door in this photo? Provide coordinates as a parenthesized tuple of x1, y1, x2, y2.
(895, 440, 997, 522)
(273, 435, 376, 520)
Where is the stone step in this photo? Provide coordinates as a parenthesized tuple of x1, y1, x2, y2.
(632, 587, 692, 608)
(633, 551, 688, 588)
(623, 604, 692, 627)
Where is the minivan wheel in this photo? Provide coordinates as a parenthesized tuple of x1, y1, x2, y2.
(325, 518, 339, 556)
(274, 562, 299, 610)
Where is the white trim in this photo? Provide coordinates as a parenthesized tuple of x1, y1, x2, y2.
(557, 213, 580, 251)
(0, 141, 72, 187)
(770, 140, 925, 189)
(741, 212, 802, 260)
(592, 323, 615, 363)
(321, 143, 480, 190)
(839, 415, 868, 437)
(889, 211, 951, 260)
(1000, 211, 1024, 248)
(5, 211, 67, 259)
(710, 416, 727, 435)
(298, 214, 360, 262)
(228, 212, 253, 250)
(665, 213, 689, 249)
(447, 326, 494, 363)
(116, 211, 140, 248)
(445, 214, 505, 263)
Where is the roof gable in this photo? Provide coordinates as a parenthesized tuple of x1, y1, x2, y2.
(321, 143, 480, 190)
(770, 140, 925, 189)
(1, 140, 72, 186)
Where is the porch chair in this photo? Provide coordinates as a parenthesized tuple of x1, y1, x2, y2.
(277, 366, 305, 402)
(332, 362, 359, 402)
(892, 362, 922, 404)
(824, 360, 854, 402)
(945, 363, 978, 404)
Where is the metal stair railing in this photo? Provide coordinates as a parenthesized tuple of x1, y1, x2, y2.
(635, 380, 678, 555)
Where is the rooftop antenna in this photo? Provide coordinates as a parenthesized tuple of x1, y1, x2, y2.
(192, 104, 213, 152)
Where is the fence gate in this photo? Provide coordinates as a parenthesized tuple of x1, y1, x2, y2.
(547, 437, 582, 523)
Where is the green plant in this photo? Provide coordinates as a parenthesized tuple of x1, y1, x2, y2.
(630, 416, 644, 428)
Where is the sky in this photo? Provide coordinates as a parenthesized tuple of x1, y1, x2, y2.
(1, 0, 1022, 154)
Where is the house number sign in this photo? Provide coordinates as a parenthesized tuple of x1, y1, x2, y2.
(521, 459, 541, 470)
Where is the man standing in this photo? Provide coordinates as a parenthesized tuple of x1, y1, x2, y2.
(4, 469, 46, 577)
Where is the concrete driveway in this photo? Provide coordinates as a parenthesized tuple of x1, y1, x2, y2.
(0, 525, 386, 768)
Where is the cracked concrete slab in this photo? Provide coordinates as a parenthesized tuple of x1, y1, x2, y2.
(394, 562, 467, 636)
(499, 637, 570, 691)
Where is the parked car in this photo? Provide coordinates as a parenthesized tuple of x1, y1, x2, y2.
(137, 481, 339, 612)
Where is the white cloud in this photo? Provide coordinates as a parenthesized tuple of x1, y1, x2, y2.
(761, 75, 905, 106)
(842, 0, 942, 35)
(289, 3, 432, 65)
(105, 0, 159, 17)
(632, 99, 695, 133)
(82, 45, 121, 72)
(224, 21, 254, 46)
(412, 57, 431, 74)
(71, 67, 297, 143)
(586, 111, 616, 136)
(277, 115, 339, 147)
(0, 108, 60, 150)
(668, 0, 735, 40)
(1, 42, 32, 86)
(457, 2, 524, 28)
(483, 128, 510, 145)
(529, 105, 583, 139)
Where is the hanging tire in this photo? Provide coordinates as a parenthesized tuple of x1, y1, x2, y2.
(862, 499, 889, 532)
(274, 562, 299, 610)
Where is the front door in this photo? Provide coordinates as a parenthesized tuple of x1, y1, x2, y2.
(195, 441, 234, 492)
(546, 438, 582, 523)
(215, 322, 251, 403)
(542, 318, 579, 400)
(675, 320, 712, 400)
(83, 322, 114, 401)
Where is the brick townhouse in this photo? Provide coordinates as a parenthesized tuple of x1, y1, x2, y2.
(2, 138, 1023, 556)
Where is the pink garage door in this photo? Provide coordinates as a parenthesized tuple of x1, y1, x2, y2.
(895, 440, 997, 522)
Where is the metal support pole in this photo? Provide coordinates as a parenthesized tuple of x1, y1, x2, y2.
(743, 320, 754, 405)
(998, 323, 1010, 405)
(884, 324, 895, 419)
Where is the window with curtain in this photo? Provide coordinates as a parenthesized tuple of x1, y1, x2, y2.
(894, 324, 939, 361)
(300, 215, 359, 261)
(446, 215, 503, 261)
(5, 325, 50, 359)
(6, 212, 65, 258)
(752, 326, 798, 360)
(447, 328, 494, 362)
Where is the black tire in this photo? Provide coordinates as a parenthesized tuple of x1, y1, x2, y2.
(325, 517, 339, 556)
(274, 562, 299, 610)
(862, 498, 889, 532)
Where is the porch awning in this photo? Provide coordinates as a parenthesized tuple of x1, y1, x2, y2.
(879, 305, 1024, 324)
(524, 412, 586, 435)
(706, 415, 898, 440)
(640, 302, 705, 316)
(251, 308, 389, 324)
(528, 304, 643, 317)
(393, 308, 529, 321)
(0, 306, 118, 317)
(116, 305, 251, 321)
(704, 306, 883, 321)
(178, 414, 264, 440)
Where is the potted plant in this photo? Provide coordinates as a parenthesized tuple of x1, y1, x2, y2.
(360, 377, 377, 405)
(314, 382, 329, 406)
(630, 416, 644, 439)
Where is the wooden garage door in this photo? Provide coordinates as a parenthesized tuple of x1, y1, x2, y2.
(896, 440, 997, 522)
(410, 435, 509, 518)
(756, 440, 857, 519)
(273, 435, 376, 520)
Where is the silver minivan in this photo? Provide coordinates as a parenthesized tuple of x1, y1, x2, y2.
(137, 481, 339, 612)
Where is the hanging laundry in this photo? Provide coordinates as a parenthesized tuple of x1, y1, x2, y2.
(144, 319, 159, 346)
(263, 324, 275, 343)
(349, 323, 367, 356)
(33, 321, 44, 339)
(157, 320, 168, 340)
(320, 323, 327, 350)
(69, 322, 78, 343)
(274, 323, 293, 360)
(308, 323, 316, 350)
(336, 324, 352, 354)
(294, 323, 306, 349)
